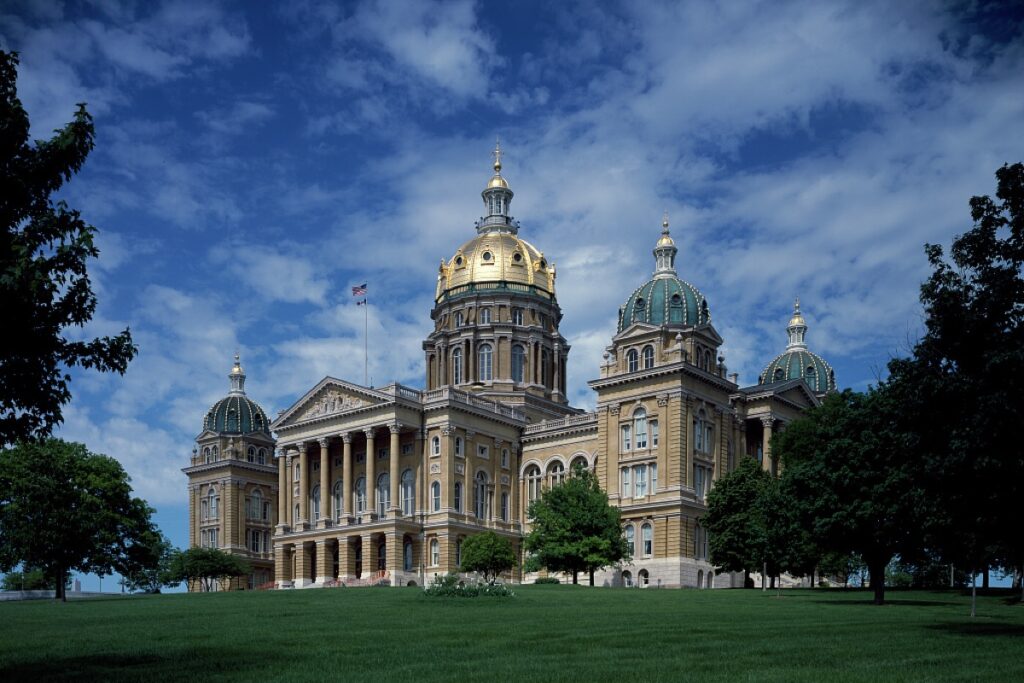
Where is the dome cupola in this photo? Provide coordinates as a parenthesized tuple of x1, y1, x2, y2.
(759, 298, 836, 395)
(479, 139, 515, 233)
(617, 216, 710, 332)
(203, 354, 271, 435)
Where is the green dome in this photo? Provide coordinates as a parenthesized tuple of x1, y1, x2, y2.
(759, 349, 836, 394)
(618, 276, 710, 332)
(203, 394, 271, 435)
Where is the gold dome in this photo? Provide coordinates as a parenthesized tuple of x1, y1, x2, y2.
(436, 232, 555, 301)
(487, 174, 509, 189)
(656, 212, 675, 247)
(789, 297, 806, 327)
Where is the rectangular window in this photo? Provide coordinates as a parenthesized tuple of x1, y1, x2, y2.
(455, 438, 463, 457)
(402, 443, 412, 455)
(312, 460, 320, 471)
(501, 449, 509, 468)
(512, 308, 523, 325)
(201, 500, 208, 521)
(694, 465, 710, 500)
(209, 529, 219, 548)
(635, 464, 647, 497)
(650, 420, 659, 447)
(378, 448, 387, 460)
(250, 530, 260, 553)
(621, 467, 631, 498)
(262, 501, 270, 521)
(356, 452, 366, 463)
(478, 445, 489, 460)
(651, 464, 658, 493)
(501, 492, 509, 521)
(621, 425, 631, 451)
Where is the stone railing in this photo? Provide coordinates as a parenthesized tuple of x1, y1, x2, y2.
(422, 386, 525, 421)
(523, 411, 598, 435)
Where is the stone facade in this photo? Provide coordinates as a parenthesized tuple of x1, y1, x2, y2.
(184, 147, 831, 590)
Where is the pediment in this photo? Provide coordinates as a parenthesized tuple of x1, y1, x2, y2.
(776, 383, 818, 408)
(271, 377, 389, 429)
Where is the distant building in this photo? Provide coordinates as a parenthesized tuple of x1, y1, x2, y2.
(183, 145, 835, 590)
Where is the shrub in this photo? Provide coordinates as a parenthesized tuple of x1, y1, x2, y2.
(423, 573, 515, 598)
(534, 577, 561, 585)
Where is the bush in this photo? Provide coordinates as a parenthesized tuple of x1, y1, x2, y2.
(423, 573, 515, 598)
(534, 577, 561, 585)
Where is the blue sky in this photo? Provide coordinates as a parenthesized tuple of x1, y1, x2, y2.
(2, 1, 1023, 586)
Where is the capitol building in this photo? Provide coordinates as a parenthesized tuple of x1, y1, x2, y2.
(183, 146, 836, 590)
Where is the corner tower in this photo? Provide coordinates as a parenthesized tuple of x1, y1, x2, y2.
(423, 143, 574, 421)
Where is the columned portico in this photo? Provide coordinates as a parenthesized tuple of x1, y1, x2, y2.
(389, 423, 401, 515)
(365, 427, 376, 520)
(317, 437, 330, 528)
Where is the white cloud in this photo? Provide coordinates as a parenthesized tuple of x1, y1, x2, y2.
(209, 244, 330, 306)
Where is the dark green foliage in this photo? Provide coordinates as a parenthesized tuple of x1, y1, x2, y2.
(120, 533, 176, 593)
(817, 552, 864, 587)
(1, 567, 52, 590)
(775, 389, 927, 605)
(533, 576, 561, 584)
(458, 531, 516, 584)
(166, 547, 250, 592)
(524, 468, 630, 585)
(0, 51, 136, 446)
(0, 439, 158, 600)
(423, 572, 515, 597)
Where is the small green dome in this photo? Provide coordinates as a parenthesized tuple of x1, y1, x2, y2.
(618, 276, 710, 332)
(759, 349, 836, 394)
(203, 395, 271, 435)
(202, 354, 271, 435)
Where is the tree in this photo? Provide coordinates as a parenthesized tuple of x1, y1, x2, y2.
(0, 51, 136, 447)
(2, 567, 52, 591)
(119, 533, 176, 593)
(775, 389, 927, 605)
(459, 531, 517, 584)
(0, 439, 158, 600)
(167, 547, 251, 592)
(702, 457, 770, 585)
(525, 468, 629, 586)
(897, 163, 1024, 610)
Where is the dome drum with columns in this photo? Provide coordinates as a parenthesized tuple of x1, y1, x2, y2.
(185, 144, 840, 592)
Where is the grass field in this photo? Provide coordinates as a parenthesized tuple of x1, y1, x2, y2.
(1, 586, 1022, 682)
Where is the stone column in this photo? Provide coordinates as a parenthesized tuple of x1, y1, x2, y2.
(415, 429, 425, 513)
(318, 437, 330, 528)
(275, 543, 292, 587)
(276, 449, 287, 531)
(464, 430, 475, 517)
(338, 535, 353, 581)
(342, 432, 353, 518)
(761, 417, 774, 473)
(608, 406, 621, 496)
(389, 423, 401, 515)
(365, 427, 376, 518)
(295, 542, 311, 587)
(361, 533, 375, 578)
(316, 539, 331, 584)
(298, 443, 310, 526)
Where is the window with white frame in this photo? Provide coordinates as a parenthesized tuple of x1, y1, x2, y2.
(479, 308, 491, 324)
(452, 347, 463, 384)
(512, 308, 524, 325)
(501, 491, 509, 521)
(333, 481, 344, 520)
(431, 436, 441, 456)
(695, 524, 708, 560)
(625, 525, 635, 556)
(548, 461, 565, 487)
(203, 447, 211, 463)
(247, 446, 255, 463)
(570, 455, 588, 473)
(376, 473, 389, 516)
(454, 481, 463, 512)
(211, 446, 218, 461)
(431, 481, 441, 511)
(635, 464, 647, 497)
(693, 464, 711, 500)
(454, 311, 463, 327)
(311, 485, 321, 520)
(401, 469, 414, 515)
(651, 463, 658, 493)
(501, 448, 509, 468)
(475, 471, 488, 519)
(650, 420, 659, 447)
(511, 344, 525, 383)
(258, 448, 266, 465)
(621, 467, 631, 498)
(634, 408, 648, 449)
(526, 465, 541, 503)
(355, 477, 366, 516)
(642, 345, 654, 369)
(455, 437, 463, 457)
(208, 488, 219, 519)
(249, 490, 262, 519)
(294, 463, 300, 482)
(478, 343, 493, 381)
(627, 349, 639, 373)
(642, 522, 653, 557)
(478, 444, 489, 459)
(429, 538, 439, 566)
(621, 424, 632, 451)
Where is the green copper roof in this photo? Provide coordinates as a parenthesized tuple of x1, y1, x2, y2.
(618, 276, 710, 332)
(759, 350, 836, 394)
(203, 395, 271, 435)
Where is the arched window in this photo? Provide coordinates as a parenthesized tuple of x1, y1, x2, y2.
(548, 461, 565, 487)
(354, 477, 366, 516)
(627, 349, 639, 373)
(697, 569, 704, 589)
(452, 348, 463, 384)
(641, 522, 653, 557)
(333, 481, 343, 521)
(526, 465, 542, 503)
(431, 436, 440, 456)
(570, 455, 588, 472)
(204, 447, 211, 464)
(247, 446, 256, 463)
(642, 345, 654, 369)
(207, 487, 219, 519)
(639, 568, 650, 587)
(479, 308, 491, 324)
(707, 571, 714, 589)
(501, 492, 509, 521)
(294, 503, 299, 524)
(478, 343, 493, 381)
(429, 538, 440, 566)
(294, 462, 300, 482)
(431, 481, 441, 511)
(258, 448, 266, 465)
(511, 344, 525, 383)
(401, 469, 415, 515)
(704, 350, 712, 371)
(311, 485, 321, 520)
(211, 446, 218, 461)
(404, 539, 414, 572)
(454, 481, 463, 512)
(622, 570, 633, 588)
(625, 525, 635, 555)
(634, 408, 648, 449)
(376, 473, 389, 516)
(475, 471, 488, 519)
(377, 540, 386, 571)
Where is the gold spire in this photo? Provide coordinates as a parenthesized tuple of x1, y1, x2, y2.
(230, 352, 243, 375)
(656, 211, 675, 247)
(789, 297, 806, 328)
(492, 137, 502, 174)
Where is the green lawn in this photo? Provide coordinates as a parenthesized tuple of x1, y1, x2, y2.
(1, 586, 1021, 682)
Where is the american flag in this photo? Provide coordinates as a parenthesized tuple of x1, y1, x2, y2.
(351, 283, 367, 296)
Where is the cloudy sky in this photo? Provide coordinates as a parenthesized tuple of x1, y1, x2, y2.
(2, 0, 1023, 572)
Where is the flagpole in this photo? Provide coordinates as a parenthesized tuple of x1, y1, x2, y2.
(364, 296, 369, 386)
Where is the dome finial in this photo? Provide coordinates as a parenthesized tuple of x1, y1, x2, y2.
(492, 137, 502, 174)
(786, 297, 808, 349)
(653, 211, 677, 277)
(229, 352, 246, 395)
(662, 210, 670, 232)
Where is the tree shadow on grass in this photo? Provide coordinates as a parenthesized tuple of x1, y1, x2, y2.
(0, 647, 283, 683)
(810, 598, 961, 608)
(926, 621, 1024, 637)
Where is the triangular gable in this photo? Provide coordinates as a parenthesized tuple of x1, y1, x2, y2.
(271, 377, 391, 429)
(612, 321, 661, 342)
(775, 382, 819, 409)
(735, 378, 820, 409)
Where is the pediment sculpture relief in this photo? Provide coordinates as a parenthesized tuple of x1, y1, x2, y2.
(301, 390, 365, 420)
